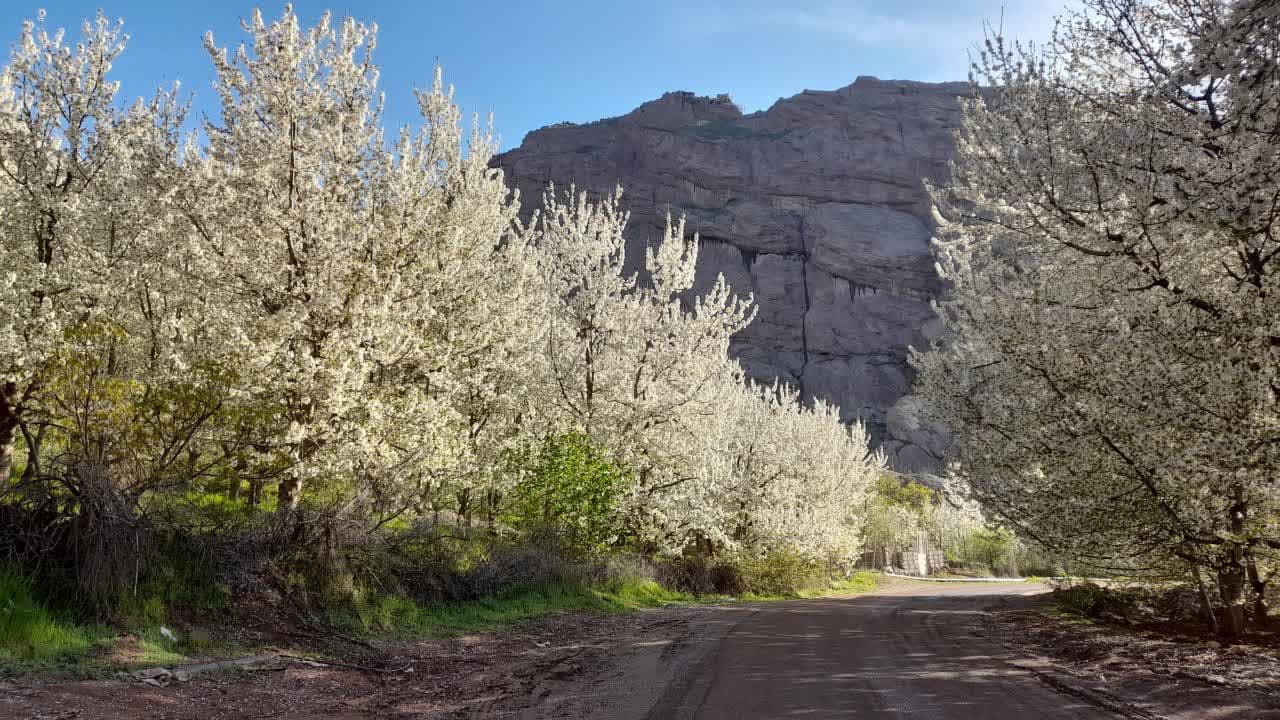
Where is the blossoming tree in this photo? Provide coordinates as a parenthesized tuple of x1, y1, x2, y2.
(916, 0, 1280, 637)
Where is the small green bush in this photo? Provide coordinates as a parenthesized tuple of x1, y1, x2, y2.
(735, 551, 834, 596)
(657, 551, 838, 597)
(874, 475, 935, 513)
(505, 433, 629, 553)
(655, 555, 742, 595)
(968, 527, 1020, 576)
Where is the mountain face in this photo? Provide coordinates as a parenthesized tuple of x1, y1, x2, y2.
(493, 76, 964, 475)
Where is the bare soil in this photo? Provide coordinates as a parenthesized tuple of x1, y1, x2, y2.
(991, 595, 1280, 720)
(0, 601, 737, 720)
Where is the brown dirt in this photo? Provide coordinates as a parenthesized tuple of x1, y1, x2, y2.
(0, 605, 716, 720)
(990, 594, 1280, 719)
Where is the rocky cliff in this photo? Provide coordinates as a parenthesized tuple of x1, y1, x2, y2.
(493, 76, 962, 475)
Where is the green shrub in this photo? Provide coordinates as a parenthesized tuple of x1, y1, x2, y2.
(968, 527, 1020, 576)
(348, 525, 477, 605)
(506, 433, 629, 553)
(323, 522, 625, 631)
(657, 551, 837, 597)
(1051, 582, 1169, 626)
(655, 555, 742, 595)
(874, 475, 935, 513)
(735, 551, 834, 596)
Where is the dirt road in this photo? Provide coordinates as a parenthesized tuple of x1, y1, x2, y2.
(508, 582, 1121, 719)
(7, 581, 1275, 719)
(653, 584, 1112, 719)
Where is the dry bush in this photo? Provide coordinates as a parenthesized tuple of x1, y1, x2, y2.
(592, 552, 660, 586)
(64, 463, 151, 611)
(656, 556, 743, 595)
(468, 528, 594, 596)
(0, 461, 152, 614)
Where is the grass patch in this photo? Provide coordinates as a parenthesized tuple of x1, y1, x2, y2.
(593, 578, 696, 610)
(0, 567, 252, 677)
(2, 624, 257, 678)
(0, 570, 94, 666)
(803, 570, 880, 597)
(1043, 605, 1096, 625)
(346, 577, 696, 639)
(345, 571, 881, 640)
(3, 551, 884, 677)
(748, 570, 881, 600)
(1051, 582, 1111, 618)
(99, 632, 188, 669)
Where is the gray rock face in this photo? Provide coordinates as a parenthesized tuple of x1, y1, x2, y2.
(494, 77, 964, 473)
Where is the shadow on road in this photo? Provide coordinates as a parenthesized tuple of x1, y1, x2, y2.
(646, 589, 1115, 719)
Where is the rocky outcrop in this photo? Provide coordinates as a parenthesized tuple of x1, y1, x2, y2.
(494, 77, 965, 474)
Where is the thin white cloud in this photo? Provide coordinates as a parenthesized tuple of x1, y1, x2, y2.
(686, 1, 1061, 62)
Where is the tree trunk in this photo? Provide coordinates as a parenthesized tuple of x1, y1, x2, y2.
(486, 489, 500, 526)
(185, 447, 201, 491)
(277, 438, 316, 516)
(1246, 554, 1269, 629)
(457, 488, 471, 527)
(0, 425, 16, 482)
(277, 470, 303, 514)
(1217, 544, 1248, 640)
(0, 384, 20, 483)
(226, 455, 248, 502)
(18, 424, 43, 484)
(1192, 565, 1219, 635)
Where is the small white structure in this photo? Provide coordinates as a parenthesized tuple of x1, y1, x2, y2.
(895, 532, 945, 576)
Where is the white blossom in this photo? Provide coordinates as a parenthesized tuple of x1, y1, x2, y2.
(915, 0, 1280, 636)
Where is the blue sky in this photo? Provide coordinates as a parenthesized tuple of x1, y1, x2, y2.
(2, 1, 1061, 151)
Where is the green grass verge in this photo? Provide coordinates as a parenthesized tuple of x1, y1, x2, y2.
(345, 578, 699, 639)
(740, 569, 881, 601)
(344, 571, 882, 639)
(800, 570, 880, 597)
(3, 569, 884, 675)
(0, 570, 95, 667)
(1, 623, 261, 678)
(1, 568, 248, 678)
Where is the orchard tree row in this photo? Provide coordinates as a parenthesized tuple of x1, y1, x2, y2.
(0, 6, 883, 601)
